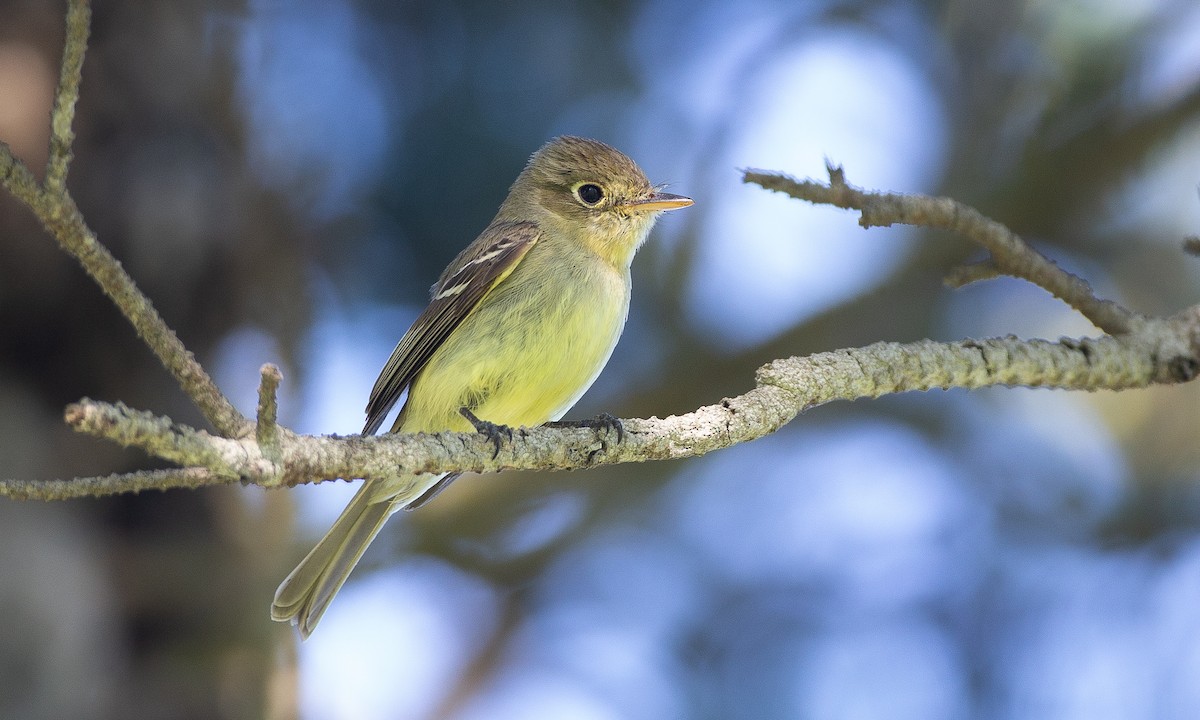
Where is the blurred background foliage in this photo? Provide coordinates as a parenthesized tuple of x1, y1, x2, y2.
(3, 0, 1200, 718)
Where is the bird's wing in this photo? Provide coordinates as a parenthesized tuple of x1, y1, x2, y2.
(362, 221, 541, 435)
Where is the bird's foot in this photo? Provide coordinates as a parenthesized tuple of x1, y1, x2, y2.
(459, 407, 513, 459)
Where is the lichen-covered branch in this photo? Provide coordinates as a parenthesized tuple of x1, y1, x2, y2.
(256, 363, 283, 456)
(4, 307, 1196, 499)
(64, 400, 259, 478)
(45, 0, 89, 194)
(2, 468, 233, 501)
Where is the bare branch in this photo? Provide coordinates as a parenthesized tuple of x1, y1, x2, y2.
(743, 166, 1140, 335)
(41, 198, 251, 436)
(944, 259, 1002, 288)
(0, 142, 45, 209)
(257, 364, 283, 454)
(45, 0, 91, 194)
(0, 468, 233, 501)
(62, 399, 271, 481)
(3, 304, 1194, 500)
(0, 2, 250, 438)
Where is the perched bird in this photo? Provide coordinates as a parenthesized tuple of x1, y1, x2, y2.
(272, 136, 692, 638)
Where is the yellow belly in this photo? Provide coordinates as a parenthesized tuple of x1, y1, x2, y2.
(395, 247, 629, 434)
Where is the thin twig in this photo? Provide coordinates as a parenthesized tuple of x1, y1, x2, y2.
(0, 468, 233, 501)
(45, 0, 90, 194)
(945, 259, 1002, 287)
(257, 363, 282, 453)
(0, 143, 44, 208)
(0, 4, 251, 437)
(64, 399, 262, 480)
(41, 197, 251, 436)
(744, 166, 1140, 335)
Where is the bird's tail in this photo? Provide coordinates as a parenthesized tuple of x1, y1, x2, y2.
(271, 481, 398, 639)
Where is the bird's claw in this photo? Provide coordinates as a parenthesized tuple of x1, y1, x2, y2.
(459, 407, 513, 459)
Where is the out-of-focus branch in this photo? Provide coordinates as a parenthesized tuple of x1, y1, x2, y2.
(744, 164, 1140, 335)
(45, 0, 89, 193)
(0, 0, 249, 438)
(2, 468, 233, 501)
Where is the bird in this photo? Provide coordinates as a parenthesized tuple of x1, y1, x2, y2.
(271, 136, 692, 638)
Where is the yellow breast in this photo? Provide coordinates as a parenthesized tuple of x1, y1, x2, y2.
(397, 243, 630, 434)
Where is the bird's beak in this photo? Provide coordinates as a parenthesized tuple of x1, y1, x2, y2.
(623, 192, 694, 213)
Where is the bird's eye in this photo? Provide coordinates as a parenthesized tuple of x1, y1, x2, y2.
(575, 183, 604, 206)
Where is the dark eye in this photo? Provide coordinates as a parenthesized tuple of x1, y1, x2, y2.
(576, 183, 604, 206)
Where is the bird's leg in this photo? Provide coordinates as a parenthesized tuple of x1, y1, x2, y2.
(545, 412, 624, 444)
(459, 407, 513, 459)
